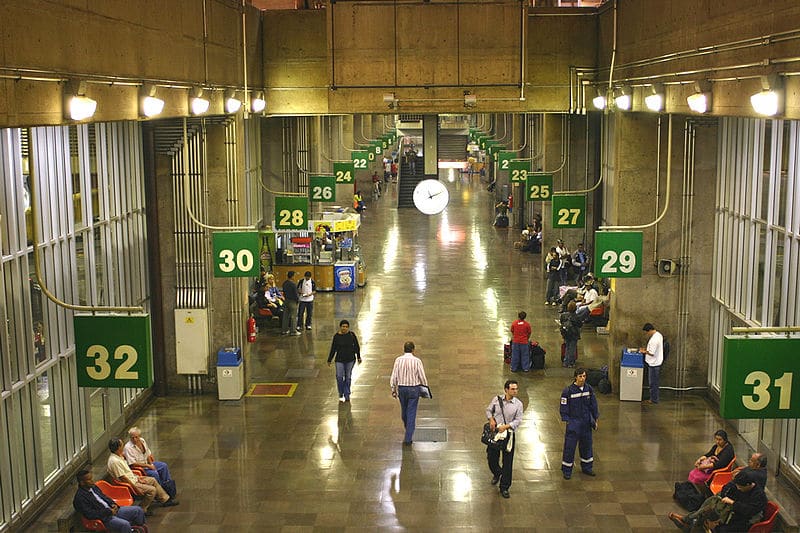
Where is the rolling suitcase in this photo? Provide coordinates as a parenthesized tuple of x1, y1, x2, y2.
(503, 343, 511, 364)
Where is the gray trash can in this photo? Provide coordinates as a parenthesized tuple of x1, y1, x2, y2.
(217, 347, 243, 400)
(619, 349, 644, 401)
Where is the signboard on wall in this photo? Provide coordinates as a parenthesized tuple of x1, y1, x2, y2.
(333, 162, 354, 184)
(212, 231, 260, 277)
(721, 336, 799, 419)
(594, 231, 643, 278)
(274, 197, 309, 230)
(552, 195, 586, 228)
(525, 173, 553, 201)
(75, 315, 153, 388)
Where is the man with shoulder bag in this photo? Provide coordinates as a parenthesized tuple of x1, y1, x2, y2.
(485, 380, 524, 498)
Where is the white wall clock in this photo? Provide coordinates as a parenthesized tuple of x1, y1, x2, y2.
(412, 179, 449, 215)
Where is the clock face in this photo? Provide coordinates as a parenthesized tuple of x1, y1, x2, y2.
(412, 179, 450, 215)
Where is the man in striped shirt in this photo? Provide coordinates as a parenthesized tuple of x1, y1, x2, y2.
(390, 341, 428, 446)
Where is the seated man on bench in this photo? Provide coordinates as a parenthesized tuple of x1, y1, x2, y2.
(73, 469, 146, 533)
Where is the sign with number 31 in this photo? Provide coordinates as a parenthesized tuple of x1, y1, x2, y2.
(721, 336, 798, 419)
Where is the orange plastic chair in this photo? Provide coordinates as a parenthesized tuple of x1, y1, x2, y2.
(749, 501, 779, 533)
(95, 480, 134, 507)
(708, 470, 734, 494)
(80, 518, 149, 533)
(708, 455, 737, 478)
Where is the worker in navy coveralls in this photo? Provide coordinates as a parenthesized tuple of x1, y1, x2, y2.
(560, 367, 599, 479)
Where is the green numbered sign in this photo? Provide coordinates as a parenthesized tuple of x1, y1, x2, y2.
(75, 315, 153, 388)
(212, 231, 260, 277)
(721, 337, 799, 418)
(508, 160, 530, 182)
(380, 137, 389, 149)
(334, 162, 354, 183)
(361, 146, 376, 161)
(497, 151, 516, 171)
(526, 173, 553, 201)
(594, 231, 642, 278)
(275, 196, 309, 229)
(372, 142, 383, 155)
(352, 151, 368, 169)
(552, 195, 586, 228)
(309, 175, 336, 203)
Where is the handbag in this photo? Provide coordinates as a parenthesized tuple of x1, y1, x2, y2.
(481, 396, 508, 451)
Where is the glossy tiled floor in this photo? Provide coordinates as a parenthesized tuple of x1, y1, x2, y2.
(27, 172, 798, 532)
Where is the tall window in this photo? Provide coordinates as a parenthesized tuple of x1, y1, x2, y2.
(0, 122, 150, 529)
(710, 117, 800, 481)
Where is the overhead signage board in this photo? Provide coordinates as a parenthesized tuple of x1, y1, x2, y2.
(351, 151, 369, 169)
(309, 175, 336, 203)
(75, 315, 153, 389)
(721, 336, 799, 418)
(526, 173, 553, 201)
(594, 231, 643, 278)
(497, 151, 517, 171)
(552, 195, 586, 228)
(274, 196, 309, 230)
(212, 231, 260, 277)
(333, 162, 354, 184)
(508, 160, 530, 182)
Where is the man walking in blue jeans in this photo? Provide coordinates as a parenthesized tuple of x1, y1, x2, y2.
(639, 323, 664, 404)
(390, 341, 428, 446)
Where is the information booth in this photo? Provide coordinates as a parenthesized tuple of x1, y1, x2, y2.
(269, 209, 364, 292)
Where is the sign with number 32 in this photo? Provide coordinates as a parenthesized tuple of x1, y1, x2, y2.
(75, 315, 153, 388)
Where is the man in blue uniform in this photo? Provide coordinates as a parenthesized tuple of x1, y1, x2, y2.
(560, 367, 599, 479)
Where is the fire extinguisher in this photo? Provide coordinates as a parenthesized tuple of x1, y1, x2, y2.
(247, 316, 257, 343)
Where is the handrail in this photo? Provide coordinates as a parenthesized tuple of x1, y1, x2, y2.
(731, 326, 800, 335)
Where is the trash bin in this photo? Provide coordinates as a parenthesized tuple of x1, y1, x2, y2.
(619, 349, 644, 401)
(217, 347, 243, 400)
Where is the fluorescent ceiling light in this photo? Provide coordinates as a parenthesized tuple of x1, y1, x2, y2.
(592, 95, 606, 110)
(65, 80, 97, 121)
(614, 87, 631, 111)
(687, 92, 710, 113)
(687, 81, 712, 114)
(251, 92, 266, 113)
(190, 87, 209, 115)
(750, 75, 783, 116)
(750, 91, 779, 116)
(225, 90, 241, 114)
(644, 84, 665, 112)
(69, 96, 97, 121)
(139, 84, 164, 118)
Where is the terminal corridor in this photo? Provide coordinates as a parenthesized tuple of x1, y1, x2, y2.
(27, 174, 798, 531)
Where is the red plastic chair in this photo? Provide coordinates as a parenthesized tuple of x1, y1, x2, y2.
(708, 470, 734, 494)
(749, 501, 779, 533)
(96, 480, 134, 506)
(80, 516, 148, 532)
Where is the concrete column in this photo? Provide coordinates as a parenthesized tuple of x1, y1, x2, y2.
(605, 113, 717, 390)
(422, 114, 438, 177)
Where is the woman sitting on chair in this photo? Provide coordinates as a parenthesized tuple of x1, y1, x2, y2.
(687, 429, 734, 484)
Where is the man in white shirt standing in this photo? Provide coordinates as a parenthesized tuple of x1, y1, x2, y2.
(296, 270, 316, 331)
(390, 341, 428, 446)
(639, 323, 664, 404)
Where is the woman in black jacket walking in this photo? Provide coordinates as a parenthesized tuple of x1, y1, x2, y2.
(327, 320, 361, 402)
